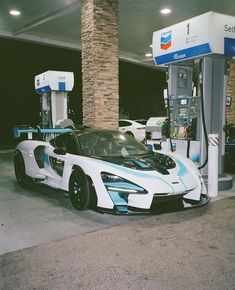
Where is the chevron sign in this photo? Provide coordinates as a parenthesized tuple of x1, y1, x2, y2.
(160, 32, 172, 50)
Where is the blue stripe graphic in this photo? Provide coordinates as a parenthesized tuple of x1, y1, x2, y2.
(133, 160, 150, 168)
(36, 85, 51, 93)
(108, 190, 128, 206)
(44, 153, 49, 165)
(59, 82, 66, 91)
(176, 159, 188, 191)
(176, 159, 187, 177)
(155, 43, 211, 65)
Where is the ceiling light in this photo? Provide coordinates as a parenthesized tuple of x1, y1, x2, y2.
(9, 9, 21, 16)
(145, 53, 152, 57)
(150, 44, 153, 48)
(160, 8, 171, 15)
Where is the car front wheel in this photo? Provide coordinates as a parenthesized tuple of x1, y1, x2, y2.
(69, 168, 90, 210)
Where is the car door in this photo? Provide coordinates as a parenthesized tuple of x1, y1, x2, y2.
(43, 133, 78, 188)
(119, 120, 133, 134)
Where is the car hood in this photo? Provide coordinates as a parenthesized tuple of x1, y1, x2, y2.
(95, 153, 175, 175)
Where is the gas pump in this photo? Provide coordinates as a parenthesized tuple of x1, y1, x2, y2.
(170, 95, 200, 141)
(146, 63, 201, 162)
(35, 70, 74, 128)
(167, 63, 201, 163)
(152, 11, 235, 189)
(14, 71, 75, 140)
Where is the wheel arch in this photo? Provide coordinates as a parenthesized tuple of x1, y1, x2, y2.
(126, 131, 134, 136)
(70, 165, 98, 208)
(14, 149, 25, 168)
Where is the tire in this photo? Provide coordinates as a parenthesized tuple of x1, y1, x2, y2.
(69, 168, 90, 210)
(14, 150, 27, 184)
(126, 131, 134, 137)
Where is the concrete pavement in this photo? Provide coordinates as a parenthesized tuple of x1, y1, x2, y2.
(0, 196, 235, 290)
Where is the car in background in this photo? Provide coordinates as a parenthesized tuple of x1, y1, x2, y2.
(119, 119, 146, 141)
(134, 119, 147, 126)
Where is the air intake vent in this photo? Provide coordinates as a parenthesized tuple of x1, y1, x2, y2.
(154, 192, 170, 196)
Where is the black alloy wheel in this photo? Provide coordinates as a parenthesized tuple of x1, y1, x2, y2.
(14, 151, 26, 184)
(69, 169, 90, 210)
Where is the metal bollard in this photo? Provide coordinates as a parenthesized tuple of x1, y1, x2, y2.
(208, 134, 219, 197)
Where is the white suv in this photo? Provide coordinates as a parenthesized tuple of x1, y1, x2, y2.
(119, 119, 146, 142)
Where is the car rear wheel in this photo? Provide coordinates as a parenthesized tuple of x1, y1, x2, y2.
(69, 168, 90, 210)
(126, 131, 134, 137)
(14, 151, 27, 184)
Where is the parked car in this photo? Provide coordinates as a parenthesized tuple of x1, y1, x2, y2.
(134, 119, 148, 125)
(14, 129, 209, 214)
(119, 119, 146, 141)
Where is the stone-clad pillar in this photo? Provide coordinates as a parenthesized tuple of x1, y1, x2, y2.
(81, 0, 119, 129)
(226, 60, 235, 125)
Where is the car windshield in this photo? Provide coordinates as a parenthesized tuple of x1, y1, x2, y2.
(76, 131, 150, 157)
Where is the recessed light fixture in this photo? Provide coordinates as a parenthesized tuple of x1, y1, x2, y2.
(9, 9, 21, 16)
(160, 8, 171, 15)
(145, 53, 152, 57)
(150, 44, 153, 48)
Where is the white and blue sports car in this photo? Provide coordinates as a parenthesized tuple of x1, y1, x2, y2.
(14, 129, 209, 214)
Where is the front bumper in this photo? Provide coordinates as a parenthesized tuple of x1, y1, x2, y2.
(96, 193, 210, 215)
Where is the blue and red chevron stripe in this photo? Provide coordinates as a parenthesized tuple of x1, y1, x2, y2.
(160, 33, 171, 50)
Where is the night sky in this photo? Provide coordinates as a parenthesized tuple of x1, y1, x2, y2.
(0, 38, 166, 148)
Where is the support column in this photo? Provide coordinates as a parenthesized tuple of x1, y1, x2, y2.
(226, 59, 235, 124)
(81, 0, 119, 129)
(200, 56, 227, 176)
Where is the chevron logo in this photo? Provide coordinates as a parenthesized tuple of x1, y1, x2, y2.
(160, 32, 172, 50)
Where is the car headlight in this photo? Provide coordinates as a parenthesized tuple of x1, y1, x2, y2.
(101, 172, 147, 194)
(101, 172, 124, 182)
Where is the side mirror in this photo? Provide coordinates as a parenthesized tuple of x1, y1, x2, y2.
(53, 148, 67, 155)
(154, 143, 162, 151)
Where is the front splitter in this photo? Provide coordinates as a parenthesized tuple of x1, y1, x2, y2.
(95, 194, 210, 215)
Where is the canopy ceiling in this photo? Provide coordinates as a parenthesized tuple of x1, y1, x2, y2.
(1, 0, 235, 67)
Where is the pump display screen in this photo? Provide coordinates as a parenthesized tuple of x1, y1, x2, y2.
(180, 99, 187, 105)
